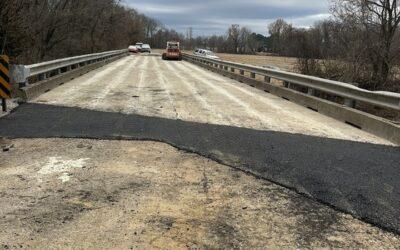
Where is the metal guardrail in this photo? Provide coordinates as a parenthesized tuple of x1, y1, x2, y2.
(183, 53, 400, 111)
(10, 49, 127, 86)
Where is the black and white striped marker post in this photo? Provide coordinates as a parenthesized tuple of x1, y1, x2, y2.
(0, 55, 11, 112)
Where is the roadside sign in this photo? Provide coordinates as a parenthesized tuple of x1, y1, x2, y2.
(0, 55, 11, 99)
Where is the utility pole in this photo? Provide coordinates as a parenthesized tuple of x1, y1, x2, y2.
(186, 27, 193, 40)
(186, 27, 193, 49)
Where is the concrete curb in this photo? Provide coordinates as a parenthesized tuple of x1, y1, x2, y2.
(186, 58, 400, 145)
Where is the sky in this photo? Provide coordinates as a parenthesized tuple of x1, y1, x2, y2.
(124, 0, 331, 37)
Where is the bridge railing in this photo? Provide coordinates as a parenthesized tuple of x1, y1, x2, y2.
(10, 49, 128, 100)
(11, 49, 127, 86)
(183, 53, 400, 111)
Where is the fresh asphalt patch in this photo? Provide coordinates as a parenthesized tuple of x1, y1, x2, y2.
(1, 103, 400, 234)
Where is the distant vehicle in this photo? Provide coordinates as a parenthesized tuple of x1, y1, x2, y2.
(162, 41, 182, 61)
(262, 65, 280, 70)
(134, 42, 144, 52)
(203, 50, 219, 59)
(141, 44, 151, 53)
(195, 49, 219, 59)
(128, 45, 139, 53)
(194, 49, 204, 56)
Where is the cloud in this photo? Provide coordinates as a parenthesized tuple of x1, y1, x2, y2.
(124, 0, 330, 36)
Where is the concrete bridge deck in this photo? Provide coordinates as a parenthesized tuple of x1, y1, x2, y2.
(33, 55, 391, 145)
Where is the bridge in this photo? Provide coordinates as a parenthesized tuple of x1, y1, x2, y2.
(0, 50, 400, 248)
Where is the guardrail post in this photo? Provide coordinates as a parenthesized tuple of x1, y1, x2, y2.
(223, 66, 228, 70)
(283, 81, 290, 88)
(264, 76, 271, 83)
(240, 70, 245, 75)
(38, 73, 47, 81)
(250, 72, 256, 79)
(344, 98, 356, 108)
(307, 88, 315, 96)
(219, 65, 224, 70)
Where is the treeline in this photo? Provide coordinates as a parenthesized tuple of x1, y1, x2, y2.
(267, 0, 400, 92)
(3, 0, 398, 92)
(0, 0, 174, 64)
(182, 25, 269, 54)
(0, 0, 268, 63)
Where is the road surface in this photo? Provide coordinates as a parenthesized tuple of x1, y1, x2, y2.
(1, 138, 399, 249)
(34, 54, 391, 145)
(1, 54, 399, 248)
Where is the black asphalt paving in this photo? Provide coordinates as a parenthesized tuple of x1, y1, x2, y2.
(1, 103, 400, 234)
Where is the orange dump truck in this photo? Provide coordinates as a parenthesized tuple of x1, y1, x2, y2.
(162, 41, 182, 61)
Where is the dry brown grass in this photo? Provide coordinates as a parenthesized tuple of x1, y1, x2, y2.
(215, 53, 298, 72)
(154, 49, 297, 72)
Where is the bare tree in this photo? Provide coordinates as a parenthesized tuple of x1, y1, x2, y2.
(228, 24, 240, 53)
(0, 0, 26, 59)
(333, 0, 400, 89)
(238, 27, 252, 53)
(268, 19, 291, 54)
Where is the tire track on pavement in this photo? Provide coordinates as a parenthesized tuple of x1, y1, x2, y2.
(183, 61, 391, 144)
(161, 60, 233, 125)
(35, 56, 132, 106)
(174, 61, 276, 129)
(85, 56, 140, 110)
(184, 61, 350, 137)
(153, 57, 180, 120)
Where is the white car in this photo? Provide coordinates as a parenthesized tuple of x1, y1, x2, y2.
(194, 49, 204, 56)
(194, 49, 219, 59)
(200, 50, 219, 59)
(128, 45, 139, 53)
(141, 44, 151, 53)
